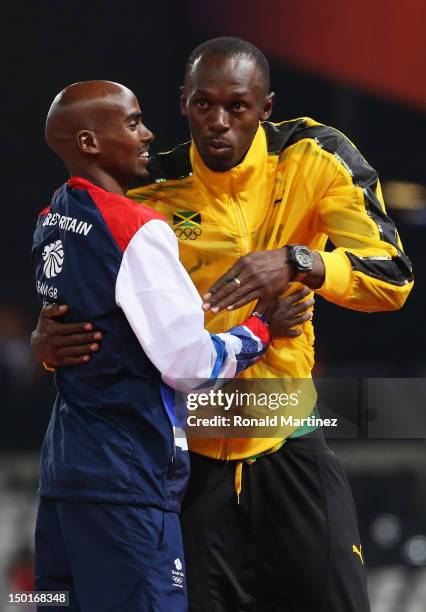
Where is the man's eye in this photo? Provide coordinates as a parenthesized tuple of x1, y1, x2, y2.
(129, 122, 138, 130)
(232, 102, 246, 112)
(196, 100, 209, 109)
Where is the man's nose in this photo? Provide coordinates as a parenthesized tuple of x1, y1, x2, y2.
(209, 108, 230, 131)
(140, 124, 155, 143)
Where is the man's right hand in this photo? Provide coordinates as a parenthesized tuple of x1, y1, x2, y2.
(256, 287, 314, 338)
(268, 288, 314, 338)
(31, 304, 103, 368)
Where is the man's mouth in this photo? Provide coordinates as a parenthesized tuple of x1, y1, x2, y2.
(138, 149, 150, 159)
(204, 140, 233, 158)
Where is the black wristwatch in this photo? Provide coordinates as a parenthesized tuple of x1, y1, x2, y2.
(286, 244, 314, 282)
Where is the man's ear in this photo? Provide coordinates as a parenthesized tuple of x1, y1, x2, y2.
(77, 130, 98, 155)
(260, 92, 276, 121)
(180, 85, 188, 117)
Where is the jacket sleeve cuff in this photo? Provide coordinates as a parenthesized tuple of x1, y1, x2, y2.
(314, 250, 352, 303)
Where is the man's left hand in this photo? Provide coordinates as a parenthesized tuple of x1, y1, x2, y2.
(203, 248, 325, 313)
(203, 249, 293, 313)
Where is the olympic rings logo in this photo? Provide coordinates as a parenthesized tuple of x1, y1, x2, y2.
(174, 227, 202, 241)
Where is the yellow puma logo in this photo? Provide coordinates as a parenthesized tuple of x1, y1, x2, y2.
(352, 544, 364, 565)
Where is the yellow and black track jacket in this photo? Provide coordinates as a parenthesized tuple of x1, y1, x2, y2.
(128, 117, 413, 460)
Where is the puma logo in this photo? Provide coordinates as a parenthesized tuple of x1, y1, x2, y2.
(352, 544, 364, 565)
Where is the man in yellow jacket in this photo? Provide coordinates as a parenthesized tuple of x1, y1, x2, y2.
(32, 37, 412, 612)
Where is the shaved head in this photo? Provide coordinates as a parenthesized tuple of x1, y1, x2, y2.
(45, 80, 135, 162)
(45, 80, 153, 194)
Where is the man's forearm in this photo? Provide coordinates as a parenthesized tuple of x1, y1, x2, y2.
(302, 251, 325, 289)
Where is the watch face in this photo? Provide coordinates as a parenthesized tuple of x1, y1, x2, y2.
(293, 246, 313, 272)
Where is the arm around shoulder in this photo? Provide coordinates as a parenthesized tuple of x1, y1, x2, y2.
(115, 220, 270, 388)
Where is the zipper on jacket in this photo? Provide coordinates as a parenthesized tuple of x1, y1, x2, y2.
(230, 185, 250, 256)
(222, 183, 251, 460)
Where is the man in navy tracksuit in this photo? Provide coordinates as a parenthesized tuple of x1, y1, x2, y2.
(32, 81, 271, 611)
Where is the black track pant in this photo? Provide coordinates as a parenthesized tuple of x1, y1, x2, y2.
(181, 431, 370, 612)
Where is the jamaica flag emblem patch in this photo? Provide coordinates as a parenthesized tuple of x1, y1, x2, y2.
(173, 211, 202, 241)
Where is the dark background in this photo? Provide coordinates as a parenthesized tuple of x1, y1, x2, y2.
(0, 3, 425, 605)
(2, 0, 424, 360)
(1, 1, 424, 446)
